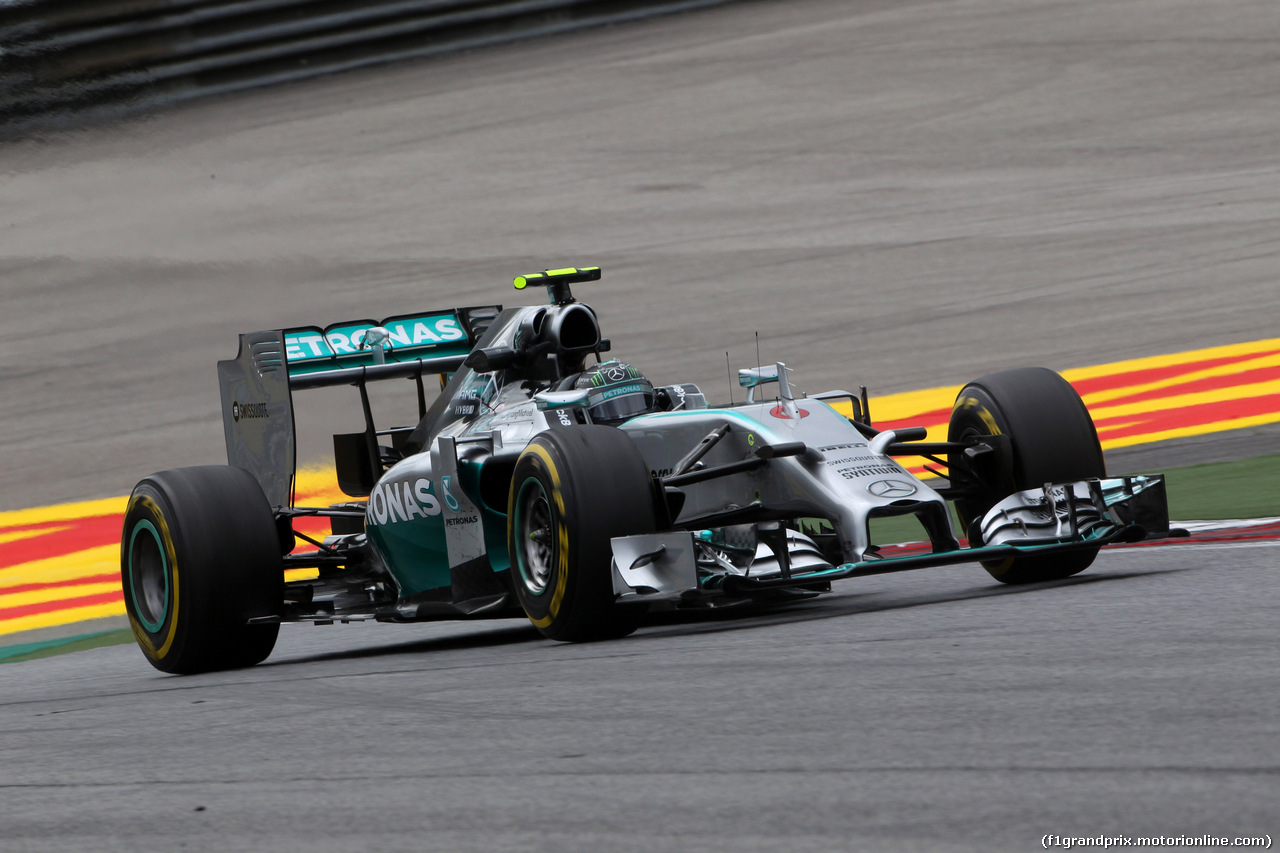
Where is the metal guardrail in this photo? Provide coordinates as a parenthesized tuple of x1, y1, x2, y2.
(0, 0, 740, 135)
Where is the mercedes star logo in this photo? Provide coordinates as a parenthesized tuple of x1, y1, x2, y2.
(868, 479, 918, 498)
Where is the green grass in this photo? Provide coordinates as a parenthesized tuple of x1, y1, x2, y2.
(0, 629, 135, 665)
(1152, 452, 1280, 521)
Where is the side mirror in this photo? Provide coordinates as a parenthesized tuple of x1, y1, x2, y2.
(738, 364, 779, 389)
(738, 362, 793, 404)
(533, 389, 592, 411)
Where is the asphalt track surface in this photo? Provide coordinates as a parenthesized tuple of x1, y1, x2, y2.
(2, 0, 1279, 849)
(2, 542, 1277, 852)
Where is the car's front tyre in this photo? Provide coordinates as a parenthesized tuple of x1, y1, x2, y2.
(947, 367, 1106, 584)
(507, 426, 657, 641)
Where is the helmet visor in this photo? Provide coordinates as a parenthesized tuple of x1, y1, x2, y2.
(587, 382, 655, 422)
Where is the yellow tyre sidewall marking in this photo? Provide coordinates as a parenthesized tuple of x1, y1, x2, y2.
(125, 493, 181, 662)
(953, 396, 1002, 436)
(952, 396, 1010, 567)
(956, 398, 1020, 575)
(521, 444, 569, 629)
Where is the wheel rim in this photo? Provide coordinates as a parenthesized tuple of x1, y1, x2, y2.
(128, 520, 170, 633)
(514, 477, 555, 596)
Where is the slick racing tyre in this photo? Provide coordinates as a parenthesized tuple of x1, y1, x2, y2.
(947, 367, 1106, 585)
(121, 466, 284, 674)
(508, 425, 657, 641)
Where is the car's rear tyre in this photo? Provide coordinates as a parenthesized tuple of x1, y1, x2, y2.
(947, 367, 1105, 584)
(121, 466, 284, 673)
(508, 425, 657, 641)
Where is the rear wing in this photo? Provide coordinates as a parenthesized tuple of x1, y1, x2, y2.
(217, 305, 501, 508)
(283, 309, 485, 376)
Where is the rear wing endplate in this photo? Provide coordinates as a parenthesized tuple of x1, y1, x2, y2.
(217, 331, 296, 509)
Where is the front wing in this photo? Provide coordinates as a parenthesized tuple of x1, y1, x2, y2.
(610, 475, 1168, 600)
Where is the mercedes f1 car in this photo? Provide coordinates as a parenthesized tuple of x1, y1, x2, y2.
(121, 267, 1169, 673)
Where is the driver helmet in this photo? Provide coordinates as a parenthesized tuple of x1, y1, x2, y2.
(575, 360, 656, 423)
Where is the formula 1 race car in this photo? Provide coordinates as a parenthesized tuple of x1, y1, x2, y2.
(121, 267, 1169, 673)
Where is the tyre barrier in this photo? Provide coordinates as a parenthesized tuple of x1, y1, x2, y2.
(0, 0, 741, 136)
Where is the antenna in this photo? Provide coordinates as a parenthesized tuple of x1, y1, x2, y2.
(726, 351, 733, 405)
(755, 330, 771, 403)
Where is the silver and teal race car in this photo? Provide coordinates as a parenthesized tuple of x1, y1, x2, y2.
(121, 267, 1169, 673)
